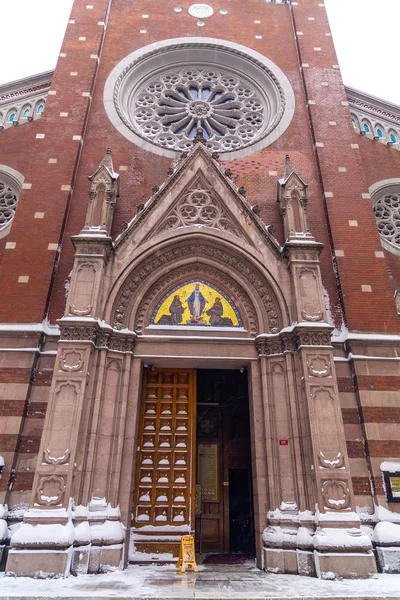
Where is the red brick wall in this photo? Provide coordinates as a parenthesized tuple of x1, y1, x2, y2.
(0, 0, 397, 334)
(0, 0, 112, 323)
(291, 0, 398, 333)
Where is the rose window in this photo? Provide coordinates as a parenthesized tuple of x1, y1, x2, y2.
(373, 193, 400, 248)
(133, 68, 265, 153)
(105, 40, 295, 158)
(0, 181, 19, 232)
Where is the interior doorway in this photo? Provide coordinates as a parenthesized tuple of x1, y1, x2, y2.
(195, 369, 255, 556)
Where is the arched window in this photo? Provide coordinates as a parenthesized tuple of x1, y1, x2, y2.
(376, 128, 383, 139)
(363, 123, 370, 133)
(350, 114, 359, 129)
(8, 113, 16, 123)
(23, 108, 30, 118)
(390, 133, 397, 144)
(0, 165, 24, 240)
(37, 104, 44, 115)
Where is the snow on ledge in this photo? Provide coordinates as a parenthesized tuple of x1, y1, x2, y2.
(313, 527, 372, 550)
(0, 503, 8, 519)
(0, 319, 59, 336)
(381, 461, 400, 472)
(373, 522, 400, 546)
(11, 521, 75, 547)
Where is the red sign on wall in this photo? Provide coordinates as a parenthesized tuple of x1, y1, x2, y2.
(279, 439, 289, 446)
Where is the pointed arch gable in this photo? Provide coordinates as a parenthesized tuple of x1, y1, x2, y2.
(114, 143, 281, 258)
(143, 170, 254, 246)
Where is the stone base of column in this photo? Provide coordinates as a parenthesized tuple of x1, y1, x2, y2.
(314, 550, 377, 579)
(264, 546, 317, 576)
(264, 548, 298, 575)
(88, 543, 124, 573)
(71, 544, 91, 575)
(263, 514, 378, 579)
(376, 546, 400, 574)
(6, 547, 73, 578)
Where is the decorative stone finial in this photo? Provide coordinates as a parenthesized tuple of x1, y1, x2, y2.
(194, 127, 207, 144)
(98, 147, 116, 175)
(283, 154, 298, 181)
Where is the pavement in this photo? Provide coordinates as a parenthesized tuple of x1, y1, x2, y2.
(1, 562, 400, 599)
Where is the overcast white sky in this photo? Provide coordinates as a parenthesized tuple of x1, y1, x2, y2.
(1, 0, 399, 105)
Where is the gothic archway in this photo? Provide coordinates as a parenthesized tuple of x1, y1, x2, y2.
(108, 236, 287, 336)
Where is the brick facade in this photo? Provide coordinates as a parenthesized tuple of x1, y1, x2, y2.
(0, 0, 399, 579)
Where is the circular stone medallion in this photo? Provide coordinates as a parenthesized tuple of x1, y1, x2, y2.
(188, 4, 214, 18)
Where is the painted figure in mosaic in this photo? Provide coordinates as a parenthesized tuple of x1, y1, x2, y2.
(206, 297, 234, 327)
(187, 283, 207, 323)
(156, 295, 184, 325)
(169, 295, 184, 324)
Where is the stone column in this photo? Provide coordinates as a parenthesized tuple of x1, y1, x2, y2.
(6, 151, 130, 577)
(259, 157, 377, 578)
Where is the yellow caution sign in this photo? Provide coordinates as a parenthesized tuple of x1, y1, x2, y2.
(175, 535, 199, 573)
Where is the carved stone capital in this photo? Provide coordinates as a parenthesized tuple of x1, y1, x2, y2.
(58, 322, 136, 353)
(256, 327, 332, 357)
(59, 324, 97, 343)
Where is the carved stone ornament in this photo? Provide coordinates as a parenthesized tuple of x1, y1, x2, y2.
(301, 310, 323, 322)
(322, 479, 351, 511)
(307, 355, 332, 378)
(60, 325, 97, 343)
(113, 243, 282, 334)
(256, 331, 331, 357)
(97, 332, 136, 353)
(310, 385, 336, 403)
(318, 451, 345, 470)
(256, 336, 296, 356)
(59, 349, 85, 372)
(154, 187, 240, 237)
(70, 304, 93, 317)
(297, 268, 323, 322)
(37, 475, 66, 507)
(297, 331, 331, 347)
(59, 325, 135, 353)
(42, 448, 70, 466)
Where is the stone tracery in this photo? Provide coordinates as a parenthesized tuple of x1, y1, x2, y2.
(134, 67, 266, 153)
(373, 192, 400, 249)
(0, 180, 19, 232)
(157, 187, 239, 235)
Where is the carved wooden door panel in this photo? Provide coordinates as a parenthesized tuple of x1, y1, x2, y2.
(132, 368, 196, 554)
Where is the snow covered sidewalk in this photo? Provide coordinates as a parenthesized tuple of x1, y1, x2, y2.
(1, 563, 400, 599)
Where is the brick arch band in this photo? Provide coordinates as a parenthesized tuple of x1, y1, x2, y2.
(111, 241, 284, 335)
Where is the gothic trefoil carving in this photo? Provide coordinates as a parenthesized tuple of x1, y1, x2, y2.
(155, 187, 240, 236)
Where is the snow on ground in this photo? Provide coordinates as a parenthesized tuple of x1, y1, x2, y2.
(1, 564, 400, 598)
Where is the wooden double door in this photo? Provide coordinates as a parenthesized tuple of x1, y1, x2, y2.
(132, 367, 254, 556)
